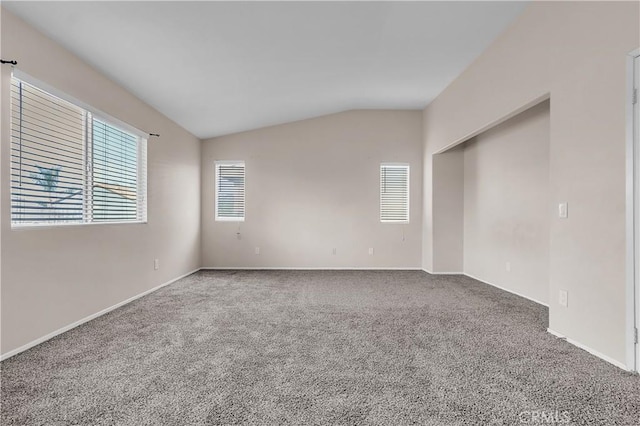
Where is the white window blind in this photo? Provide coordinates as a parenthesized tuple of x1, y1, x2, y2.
(10, 76, 147, 226)
(215, 161, 245, 221)
(92, 118, 146, 222)
(380, 163, 409, 223)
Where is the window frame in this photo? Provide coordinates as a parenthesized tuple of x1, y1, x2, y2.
(10, 70, 148, 229)
(380, 162, 410, 224)
(215, 160, 246, 222)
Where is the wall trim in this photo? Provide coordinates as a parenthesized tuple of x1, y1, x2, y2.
(422, 269, 550, 307)
(463, 272, 549, 307)
(0, 268, 200, 361)
(421, 268, 463, 275)
(625, 47, 640, 373)
(547, 328, 630, 371)
(201, 266, 423, 271)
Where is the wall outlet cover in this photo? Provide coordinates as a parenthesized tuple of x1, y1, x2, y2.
(559, 290, 568, 307)
(558, 202, 568, 219)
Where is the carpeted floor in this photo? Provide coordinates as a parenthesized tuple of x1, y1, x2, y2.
(1, 270, 639, 425)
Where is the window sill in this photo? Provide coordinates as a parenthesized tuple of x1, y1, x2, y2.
(215, 217, 245, 222)
(11, 221, 148, 231)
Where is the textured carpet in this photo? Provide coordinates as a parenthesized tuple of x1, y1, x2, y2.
(1, 270, 639, 425)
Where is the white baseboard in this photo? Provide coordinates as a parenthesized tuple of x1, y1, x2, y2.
(201, 266, 423, 271)
(463, 272, 549, 307)
(421, 269, 548, 308)
(547, 328, 630, 371)
(421, 268, 463, 275)
(0, 268, 200, 361)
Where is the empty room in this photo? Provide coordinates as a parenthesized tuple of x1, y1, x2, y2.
(1, 1, 639, 425)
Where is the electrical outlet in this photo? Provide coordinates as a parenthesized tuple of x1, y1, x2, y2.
(559, 290, 568, 307)
(154, 259, 159, 270)
(368, 248, 374, 255)
(332, 248, 337, 255)
(558, 202, 568, 219)
(255, 247, 260, 255)
(505, 261, 511, 272)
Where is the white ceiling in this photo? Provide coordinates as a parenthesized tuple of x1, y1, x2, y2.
(4, 1, 528, 139)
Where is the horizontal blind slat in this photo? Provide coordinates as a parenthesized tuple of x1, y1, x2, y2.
(12, 81, 85, 117)
(11, 131, 85, 158)
(11, 120, 85, 150)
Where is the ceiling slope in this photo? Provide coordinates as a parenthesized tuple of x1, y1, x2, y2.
(3, 1, 528, 138)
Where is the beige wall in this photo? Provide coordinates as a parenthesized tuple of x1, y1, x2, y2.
(422, 1, 639, 366)
(463, 101, 550, 305)
(0, 10, 201, 356)
(202, 110, 423, 269)
(431, 147, 464, 273)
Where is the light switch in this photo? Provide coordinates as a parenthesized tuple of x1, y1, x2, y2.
(558, 202, 568, 219)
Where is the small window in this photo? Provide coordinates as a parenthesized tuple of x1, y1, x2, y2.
(215, 161, 245, 221)
(10, 75, 147, 227)
(380, 163, 409, 223)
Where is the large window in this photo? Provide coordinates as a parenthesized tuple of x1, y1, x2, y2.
(380, 163, 409, 223)
(10, 75, 147, 227)
(215, 161, 245, 221)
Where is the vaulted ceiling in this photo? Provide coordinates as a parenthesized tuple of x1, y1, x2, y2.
(4, 1, 528, 138)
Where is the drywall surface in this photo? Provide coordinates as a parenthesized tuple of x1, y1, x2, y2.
(422, 1, 639, 365)
(202, 110, 423, 268)
(463, 101, 550, 305)
(0, 10, 201, 356)
(432, 147, 464, 273)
